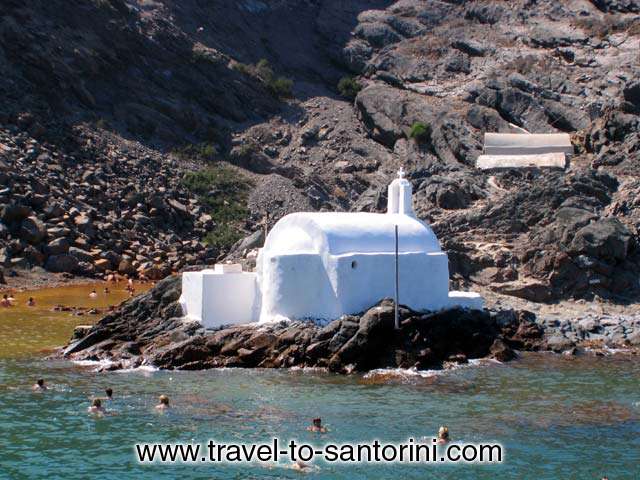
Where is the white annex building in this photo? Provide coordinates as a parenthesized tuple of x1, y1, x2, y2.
(180, 170, 483, 328)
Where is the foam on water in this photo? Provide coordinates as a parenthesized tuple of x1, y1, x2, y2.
(72, 359, 116, 369)
(363, 357, 502, 380)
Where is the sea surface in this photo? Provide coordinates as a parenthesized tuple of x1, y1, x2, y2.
(0, 282, 150, 358)
(0, 285, 639, 479)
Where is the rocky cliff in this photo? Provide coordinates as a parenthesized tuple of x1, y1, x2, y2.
(0, 0, 638, 304)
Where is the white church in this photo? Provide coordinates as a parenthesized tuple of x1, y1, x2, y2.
(179, 169, 483, 328)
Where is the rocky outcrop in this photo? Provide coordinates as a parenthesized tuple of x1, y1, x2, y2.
(60, 277, 639, 373)
(60, 277, 526, 371)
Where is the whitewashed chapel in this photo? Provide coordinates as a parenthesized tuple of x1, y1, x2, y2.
(180, 170, 483, 328)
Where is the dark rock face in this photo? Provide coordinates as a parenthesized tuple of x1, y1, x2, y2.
(60, 278, 548, 373)
(569, 218, 632, 261)
(45, 254, 79, 273)
(61, 277, 640, 372)
(590, 0, 640, 13)
(19, 216, 46, 244)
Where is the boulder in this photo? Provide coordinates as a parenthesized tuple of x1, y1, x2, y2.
(355, 85, 407, 148)
(545, 334, 575, 353)
(451, 38, 486, 56)
(72, 325, 93, 339)
(445, 51, 471, 74)
(118, 258, 136, 275)
(229, 230, 264, 256)
(167, 199, 190, 216)
(69, 247, 94, 263)
(45, 237, 70, 255)
(464, 4, 504, 24)
(591, 0, 640, 13)
(22, 245, 45, 266)
(19, 216, 47, 244)
(489, 338, 517, 362)
(1, 204, 32, 223)
(10, 257, 29, 269)
(45, 254, 79, 273)
(354, 21, 401, 48)
(623, 80, 640, 110)
(495, 280, 552, 302)
(138, 264, 169, 280)
(569, 218, 631, 261)
(94, 258, 111, 272)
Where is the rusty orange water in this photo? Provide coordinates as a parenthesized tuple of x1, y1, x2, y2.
(0, 282, 151, 358)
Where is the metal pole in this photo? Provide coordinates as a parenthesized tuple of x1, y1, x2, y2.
(394, 224, 400, 330)
(263, 213, 268, 247)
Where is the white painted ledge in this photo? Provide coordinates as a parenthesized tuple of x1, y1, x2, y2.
(476, 152, 567, 170)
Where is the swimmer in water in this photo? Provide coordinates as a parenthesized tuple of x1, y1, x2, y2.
(89, 289, 98, 299)
(306, 417, 327, 433)
(7, 294, 16, 305)
(27, 297, 36, 307)
(1, 294, 11, 307)
(104, 387, 113, 400)
(155, 395, 170, 410)
(437, 426, 449, 445)
(32, 379, 48, 391)
(291, 460, 312, 472)
(88, 398, 106, 415)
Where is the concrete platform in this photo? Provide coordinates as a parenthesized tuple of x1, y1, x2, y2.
(476, 152, 567, 170)
(484, 133, 573, 155)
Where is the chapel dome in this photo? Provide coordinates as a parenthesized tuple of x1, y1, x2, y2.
(263, 212, 442, 256)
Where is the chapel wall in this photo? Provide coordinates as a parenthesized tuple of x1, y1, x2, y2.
(333, 251, 450, 315)
(259, 253, 340, 321)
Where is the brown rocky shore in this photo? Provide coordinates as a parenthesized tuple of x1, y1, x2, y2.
(59, 276, 639, 373)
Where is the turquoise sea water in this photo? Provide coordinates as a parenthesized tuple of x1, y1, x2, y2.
(1, 353, 639, 479)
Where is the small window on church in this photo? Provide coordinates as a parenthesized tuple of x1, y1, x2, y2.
(351, 260, 357, 269)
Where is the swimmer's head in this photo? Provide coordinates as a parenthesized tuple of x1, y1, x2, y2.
(36, 379, 44, 387)
(313, 418, 322, 427)
(92, 398, 102, 408)
(438, 426, 449, 439)
(159, 395, 169, 405)
(105, 388, 113, 398)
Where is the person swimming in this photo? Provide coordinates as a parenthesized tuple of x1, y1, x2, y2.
(27, 297, 36, 307)
(437, 426, 450, 445)
(89, 289, 98, 299)
(155, 395, 170, 410)
(88, 398, 106, 415)
(290, 460, 312, 472)
(105, 387, 113, 400)
(1, 294, 12, 307)
(306, 418, 327, 433)
(7, 294, 16, 305)
(32, 379, 48, 391)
